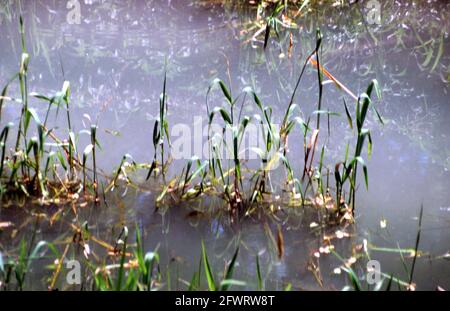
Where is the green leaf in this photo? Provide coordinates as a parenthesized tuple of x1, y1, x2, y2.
(217, 107, 232, 125)
(256, 255, 263, 291)
(201, 241, 216, 291)
(221, 246, 239, 291)
(264, 23, 271, 50)
(312, 110, 340, 117)
(243, 87, 263, 111)
(341, 266, 361, 291)
(143, 251, 159, 288)
(209, 78, 232, 105)
(188, 272, 200, 291)
(354, 156, 369, 189)
(0, 251, 4, 273)
(115, 227, 128, 291)
(368, 79, 382, 100)
(343, 98, 353, 129)
(385, 274, 394, 291)
(56, 150, 67, 171)
(61, 81, 70, 100)
(152, 119, 160, 146)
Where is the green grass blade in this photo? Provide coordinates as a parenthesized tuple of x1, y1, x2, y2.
(220, 246, 239, 291)
(409, 205, 423, 284)
(256, 254, 263, 291)
(201, 241, 216, 291)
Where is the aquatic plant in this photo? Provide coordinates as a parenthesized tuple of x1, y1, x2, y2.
(0, 17, 384, 223)
(82, 226, 161, 291)
(196, 241, 244, 291)
(334, 79, 383, 214)
(0, 236, 59, 291)
(147, 68, 170, 180)
(0, 18, 104, 204)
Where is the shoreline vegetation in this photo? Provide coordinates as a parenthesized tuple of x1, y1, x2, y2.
(1, 17, 382, 220)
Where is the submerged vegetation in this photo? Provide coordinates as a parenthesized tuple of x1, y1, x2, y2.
(0, 204, 433, 291)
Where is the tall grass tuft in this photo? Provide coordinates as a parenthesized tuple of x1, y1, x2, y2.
(334, 79, 383, 214)
(147, 69, 170, 180)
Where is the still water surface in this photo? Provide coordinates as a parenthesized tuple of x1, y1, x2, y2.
(0, 0, 449, 290)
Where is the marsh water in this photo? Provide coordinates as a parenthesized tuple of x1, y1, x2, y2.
(0, 0, 449, 290)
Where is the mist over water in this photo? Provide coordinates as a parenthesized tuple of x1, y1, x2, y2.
(0, 0, 449, 290)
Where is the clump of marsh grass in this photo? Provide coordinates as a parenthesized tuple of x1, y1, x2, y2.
(149, 29, 383, 224)
(1, 17, 382, 225)
(146, 68, 171, 180)
(0, 17, 103, 204)
(334, 79, 383, 215)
